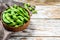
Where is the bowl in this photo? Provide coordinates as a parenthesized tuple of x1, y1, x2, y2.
(1, 3, 31, 32)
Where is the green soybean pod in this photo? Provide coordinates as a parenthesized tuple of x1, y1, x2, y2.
(16, 10, 24, 17)
(15, 25, 19, 28)
(18, 16, 24, 21)
(5, 13, 13, 22)
(27, 3, 31, 7)
(19, 8, 29, 18)
(13, 4, 18, 9)
(32, 10, 37, 14)
(18, 7, 25, 14)
(7, 9, 11, 12)
(24, 3, 28, 9)
(9, 22, 16, 26)
(19, 8, 24, 13)
(24, 17, 29, 21)
(32, 6, 35, 10)
(25, 14, 30, 19)
(13, 8, 18, 12)
(23, 8, 30, 18)
(2, 13, 10, 23)
(3, 11, 7, 13)
(17, 7, 25, 16)
(11, 11, 15, 15)
(20, 8, 29, 16)
(23, 12, 29, 18)
(12, 15, 17, 20)
(10, 6, 18, 12)
(12, 15, 18, 21)
(16, 19, 23, 26)
(28, 7, 33, 11)
(23, 8, 28, 15)
(19, 13, 24, 17)
(29, 6, 35, 11)
(10, 6, 14, 9)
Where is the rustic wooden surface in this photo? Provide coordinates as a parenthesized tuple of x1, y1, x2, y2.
(8, 5, 60, 40)
(0, 0, 60, 40)
(9, 37, 60, 40)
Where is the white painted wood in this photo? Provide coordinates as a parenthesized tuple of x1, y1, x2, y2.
(12, 18, 60, 36)
(31, 5, 60, 18)
(9, 37, 60, 40)
(1, 1, 60, 40)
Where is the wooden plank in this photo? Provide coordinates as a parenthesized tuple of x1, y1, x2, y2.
(11, 0, 60, 18)
(12, 18, 60, 36)
(31, 5, 60, 18)
(1, 1, 60, 40)
(9, 37, 60, 40)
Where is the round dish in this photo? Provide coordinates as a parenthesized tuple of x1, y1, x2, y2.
(1, 5, 31, 32)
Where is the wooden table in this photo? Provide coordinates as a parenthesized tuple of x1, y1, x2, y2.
(8, 5, 60, 40)
(0, 1, 60, 40)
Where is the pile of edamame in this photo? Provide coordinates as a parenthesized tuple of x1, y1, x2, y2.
(24, 3, 37, 14)
(2, 4, 30, 27)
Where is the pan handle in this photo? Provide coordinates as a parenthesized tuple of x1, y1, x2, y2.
(2, 30, 12, 40)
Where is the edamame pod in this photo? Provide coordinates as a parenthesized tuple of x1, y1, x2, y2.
(16, 19, 23, 26)
(11, 11, 15, 15)
(19, 13, 24, 17)
(18, 16, 24, 21)
(3, 11, 7, 13)
(12, 15, 17, 19)
(18, 8, 25, 16)
(3, 13, 10, 23)
(9, 22, 16, 26)
(32, 6, 35, 10)
(27, 3, 31, 7)
(23, 8, 28, 15)
(24, 3, 28, 9)
(17, 11, 24, 17)
(7, 9, 11, 12)
(23, 8, 30, 18)
(28, 7, 33, 11)
(24, 17, 29, 21)
(32, 10, 37, 14)
(28, 7, 35, 11)
(13, 4, 18, 9)
(15, 25, 19, 27)
(19, 8, 29, 18)
(5, 13, 15, 24)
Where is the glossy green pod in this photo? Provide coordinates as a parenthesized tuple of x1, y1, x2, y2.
(24, 17, 29, 21)
(18, 16, 24, 21)
(16, 19, 23, 26)
(3, 13, 10, 23)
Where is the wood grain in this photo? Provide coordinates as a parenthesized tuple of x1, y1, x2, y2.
(11, 18, 60, 36)
(31, 5, 60, 18)
(1, 1, 60, 40)
(9, 37, 60, 40)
